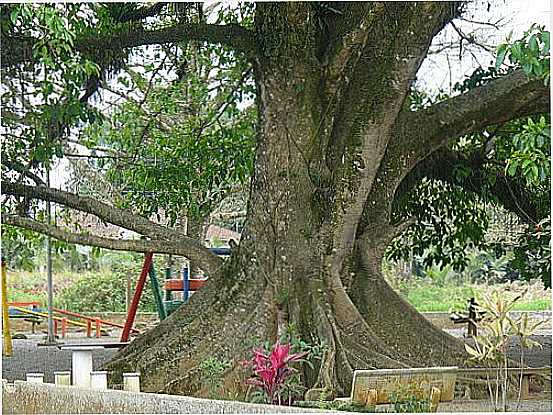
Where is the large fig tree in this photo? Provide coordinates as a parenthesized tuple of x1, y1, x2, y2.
(1, 2, 549, 396)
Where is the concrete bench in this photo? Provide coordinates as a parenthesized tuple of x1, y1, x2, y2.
(350, 366, 458, 411)
(58, 342, 130, 388)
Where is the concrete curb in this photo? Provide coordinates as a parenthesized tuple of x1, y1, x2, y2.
(2, 381, 337, 414)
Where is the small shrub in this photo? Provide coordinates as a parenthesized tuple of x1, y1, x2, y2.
(199, 357, 232, 398)
(243, 341, 307, 405)
(295, 400, 375, 412)
(389, 382, 431, 413)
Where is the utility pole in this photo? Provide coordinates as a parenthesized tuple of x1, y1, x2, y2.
(40, 168, 58, 346)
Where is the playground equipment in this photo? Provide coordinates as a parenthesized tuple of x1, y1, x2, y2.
(163, 247, 230, 314)
(121, 252, 154, 342)
(121, 247, 231, 342)
(9, 306, 109, 338)
(2, 258, 13, 356)
(6, 304, 139, 339)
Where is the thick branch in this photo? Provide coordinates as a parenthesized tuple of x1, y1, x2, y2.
(362, 69, 550, 231)
(397, 70, 549, 171)
(2, 182, 224, 275)
(2, 23, 257, 68)
(3, 214, 220, 267)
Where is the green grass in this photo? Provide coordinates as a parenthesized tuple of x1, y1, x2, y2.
(400, 280, 551, 312)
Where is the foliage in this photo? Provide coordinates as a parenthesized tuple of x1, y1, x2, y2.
(243, 341, 307, 405)
(2, 4, 102, 173)
(294, 400, 375, 412)
(496, 25, 550, 83)
(389, 27, 551, 284)
(199, 357, 232, 398)
(464, 289, 546, 411)
(80, 40, 256, 223)
(504, 116, 550, 186)
(280, 322, 327, 368)
(0, 225, 97, 272)
(511, 217, 551, 288)
(389, 381, 432, 413)
(389, 178, 488, 272)
(57, 262, 156, 313)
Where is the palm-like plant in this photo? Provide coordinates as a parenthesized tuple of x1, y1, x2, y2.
(464, 289, 545, 411)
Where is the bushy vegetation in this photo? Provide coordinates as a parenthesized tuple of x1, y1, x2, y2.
(3, 251, 174, 313)
(57, 266, 157, 313)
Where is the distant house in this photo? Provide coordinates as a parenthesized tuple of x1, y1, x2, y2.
(205, 224, 241, 247)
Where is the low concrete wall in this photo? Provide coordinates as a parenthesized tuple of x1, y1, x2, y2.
(2, 381, 331, 414)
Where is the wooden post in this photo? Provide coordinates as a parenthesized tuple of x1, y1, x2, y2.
(95, 318, 102, 338)
(468, 297, 478, 336)
(61, 318, 68, 338)
(86, 320, 92, 338)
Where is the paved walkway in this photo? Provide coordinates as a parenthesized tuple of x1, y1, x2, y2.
(2, 335, 120, 383)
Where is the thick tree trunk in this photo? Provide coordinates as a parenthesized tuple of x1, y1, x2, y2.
(105, 29, 466, 395)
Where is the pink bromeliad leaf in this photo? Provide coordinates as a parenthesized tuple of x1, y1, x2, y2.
(257, 367, 275, 384)
(285, 350, 308, 364)
(253, 353, 269, 371)
(270, 341, 291, 369)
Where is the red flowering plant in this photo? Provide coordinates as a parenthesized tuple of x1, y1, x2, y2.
(243, 341, 308, 405)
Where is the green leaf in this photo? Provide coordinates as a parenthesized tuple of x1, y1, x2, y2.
(10, 7, 20, 24)
(529, 34, 539, 53)
(495, 44, 508, 69)
(507, 160, 518, 176)
(542, 31, 550, 55)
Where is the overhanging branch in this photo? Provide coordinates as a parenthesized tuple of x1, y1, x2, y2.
(3, 214, 209, 261)
(397, 147, 545, 224)
(2, 23, 257, 68)
(399, 70, 549, 168)
(2, 182, 224, 274)
(371, 69, 550, 215)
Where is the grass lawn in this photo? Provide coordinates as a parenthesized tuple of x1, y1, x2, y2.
(401, 280, 551, 312)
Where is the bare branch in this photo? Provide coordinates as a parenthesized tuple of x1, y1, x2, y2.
(2, 182, 224, 275)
